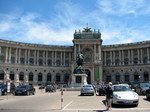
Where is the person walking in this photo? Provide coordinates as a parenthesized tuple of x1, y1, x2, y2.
(105, 82, 113, 111)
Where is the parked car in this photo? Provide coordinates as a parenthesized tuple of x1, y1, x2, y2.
(97, 85, 106, 96)
(80, 84, 94, 96)
(135, 82, 150, 95)
(45, 85, 56, 92)
(112, 84, 139, 106)
(15, 85, 35, 95)
(146, 87, 150, 100)
(39, 85, 45, 89)
(0, 83, 7, 95)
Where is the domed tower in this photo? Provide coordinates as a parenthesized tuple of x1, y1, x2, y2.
(72, 26, 103, 84)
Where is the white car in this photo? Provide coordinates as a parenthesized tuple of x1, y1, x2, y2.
(112, 84, 139, 106)
(80, 84, 95, 96)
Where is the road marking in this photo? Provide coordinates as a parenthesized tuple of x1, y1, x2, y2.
(62, 100, 73, 110)
(63, 108, 150, 111)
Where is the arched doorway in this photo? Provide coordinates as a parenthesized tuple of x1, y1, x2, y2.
(0, 70, 4, 80)
(85, 69, 91, 84)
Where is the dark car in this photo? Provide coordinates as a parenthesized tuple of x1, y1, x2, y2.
(45, 85, 56, 92)
(97, 86, 106, 96)
(15, 85, 35, 95)
(0, 83, 7, 95)
(146, 87, 150, 100)
(39, 85, 45, 89)
(135, 82, 150, 95)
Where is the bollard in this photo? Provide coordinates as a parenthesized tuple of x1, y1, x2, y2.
(61, 86, 63, 109)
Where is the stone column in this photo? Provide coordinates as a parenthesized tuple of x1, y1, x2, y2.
(8, 48, 11, 64)
(69, 52, 71, 66)
(122, 50, 124, 65)
(104, 51, 106, 66)
(137, 48, 140, 64)
(24, 74, 28, 83)
(78, 44, 81, 52)
(37, 50, 39, 65)
(46, 51, 48, 66)
(140, 48, 143, 64)
(42, 74, 46, 84)
(119, 50, 121, 65)
(98, 44, 101, 61)
(4, 71, 10, 83)
(43, 51, 45, 66)
(25, 49, 27, 65)
(110, 51, 112, 65)
(55, 51, 57, 66)
(33, 74, 38, 84)
(64, 52, 65, 66)
(5, 47, 8, 63)
(113, 51, 115, 66)
(15, 74, 19, 83)
(94, 44, 96, 62)
(28, 49, 30, 64)
(131, 49, 133, 64)
(147, 47, 150, 64)
(128, 50, 131, 64)
(18, 49, 21, 64)
(34, 50, 36, 65)
(15, 48, 18, 64)
(52, 51, 54, 66)
(61, 52, 63, 66)
(74, 44, 77, 61)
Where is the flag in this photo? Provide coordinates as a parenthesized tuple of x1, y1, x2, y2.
(96, 67, 100, 80)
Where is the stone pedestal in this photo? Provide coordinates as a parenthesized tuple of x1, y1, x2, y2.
(71, 74, 88, 87)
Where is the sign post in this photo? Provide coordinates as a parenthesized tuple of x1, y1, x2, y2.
(61, 85, 63, 110)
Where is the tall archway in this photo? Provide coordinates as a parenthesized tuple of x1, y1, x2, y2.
(0, 70, 4, 80)
(10, 71, 14, 80)
(47, 73, 51, 82)
(85, 69, 91, 84)
(143, 71, 149, 82)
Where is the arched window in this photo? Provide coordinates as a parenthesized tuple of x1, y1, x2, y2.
(115, 72, 120, 83)
(0, 70, 4, 80)
(83, 48, 92, 62)
(47, 73, 51, 82)
(56, 73, 60, 82)
(38, 72, 42, 81)
(19, 72, 24, 81)
(64, 73, 70, 83)
(29, 72, 33, 81)
(124, 72, 129, 82)
(143, 71, 149, 82)
(134, 71, 139, 82)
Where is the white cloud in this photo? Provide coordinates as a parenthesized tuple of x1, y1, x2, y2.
(0, 0, 150, 46)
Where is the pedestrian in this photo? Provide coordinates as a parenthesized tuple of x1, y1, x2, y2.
(105, 82, 113, 111)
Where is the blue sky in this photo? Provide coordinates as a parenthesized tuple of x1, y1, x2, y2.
(0, 0, 150, 46)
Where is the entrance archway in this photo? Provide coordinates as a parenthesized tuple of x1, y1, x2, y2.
(85, 69, 91, 84)
(0, 70, 4, 80)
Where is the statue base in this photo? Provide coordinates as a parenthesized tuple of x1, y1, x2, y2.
(66, 74, 88, 91)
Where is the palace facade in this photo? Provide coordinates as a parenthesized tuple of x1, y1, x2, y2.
(0, 27, 150, 85)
